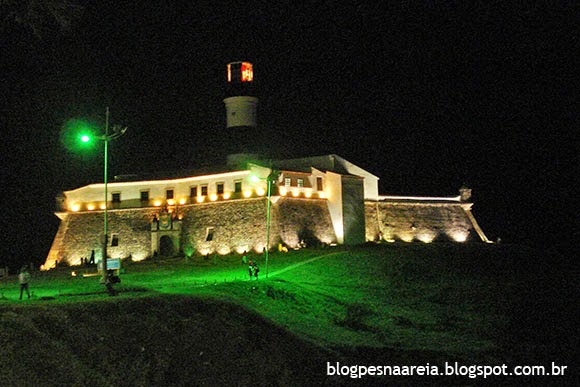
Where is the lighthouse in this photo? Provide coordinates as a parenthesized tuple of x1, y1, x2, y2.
(223, 61, 258, 128)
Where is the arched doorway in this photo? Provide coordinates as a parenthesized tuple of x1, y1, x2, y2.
(159, 235, 175, 257)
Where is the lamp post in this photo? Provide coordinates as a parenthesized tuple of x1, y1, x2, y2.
(250, 169, 278, 279)
(81, 108, 127, 288)
(265, 175, 272, 278)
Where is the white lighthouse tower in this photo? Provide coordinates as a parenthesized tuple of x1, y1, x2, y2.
(223, 61, 258, 128)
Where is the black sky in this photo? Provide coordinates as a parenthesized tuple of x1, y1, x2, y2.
(1, 1, 577, 268)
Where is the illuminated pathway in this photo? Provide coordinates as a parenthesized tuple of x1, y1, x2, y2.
(266, 252, 343, 279)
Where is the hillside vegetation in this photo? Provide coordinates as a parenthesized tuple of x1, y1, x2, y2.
(1, 244, 576, 385)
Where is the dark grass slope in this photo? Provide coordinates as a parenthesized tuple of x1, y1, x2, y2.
(0, 296, 331, 386)
(1, 244, 577, 385)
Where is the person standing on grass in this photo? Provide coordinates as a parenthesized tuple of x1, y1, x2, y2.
(248, 260, 254, 280)
(252, 261, 260, 280)
(18, 266, 31, 300)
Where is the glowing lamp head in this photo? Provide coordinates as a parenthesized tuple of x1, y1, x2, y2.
(227, 61, 253, 83)
(63, 118, 98, 153)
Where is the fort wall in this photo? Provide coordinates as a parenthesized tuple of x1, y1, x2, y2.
(365, 201, 476, 243)
(48, 197, 337, 267)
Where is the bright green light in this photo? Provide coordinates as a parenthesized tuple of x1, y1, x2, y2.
(62, 118, 99, 153)
(249, 175, 261, 183)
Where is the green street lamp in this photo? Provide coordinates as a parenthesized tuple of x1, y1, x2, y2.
(251, 169, 278, 278)
(78, 108, 127, 291)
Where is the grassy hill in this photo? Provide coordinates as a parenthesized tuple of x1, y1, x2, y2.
(0, 244, 576, 385)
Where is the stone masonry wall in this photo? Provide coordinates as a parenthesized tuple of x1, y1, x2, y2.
(276, 197, 337, 248)
(49, 197, 338, 267)
(180, 198, 270, 256)
(57, 209, 157, 265)
(365, 202, 476, 243)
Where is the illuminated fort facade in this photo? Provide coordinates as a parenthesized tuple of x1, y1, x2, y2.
(43, 62, 491, 268)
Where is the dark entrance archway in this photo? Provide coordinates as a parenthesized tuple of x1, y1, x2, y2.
(159, 235, 175, 257)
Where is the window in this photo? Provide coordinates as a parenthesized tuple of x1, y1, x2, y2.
(234, 180, 242, 193)
(297, 178, 304, 188)
(217, 182, 224, 194)
(111, 234, 119, 247)
(166, 189, 174, 200)
(190, 186, 197, 198)
(284, 177, 291, 187)
(317, 177, 323, 191)
(140, 191, 149, 202)
(205, 227, 214, 242)
(201, 185, 208, 196)
(112, 193, 121, 203)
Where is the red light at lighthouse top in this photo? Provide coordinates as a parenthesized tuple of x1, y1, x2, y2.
(227, 62, 253, 83)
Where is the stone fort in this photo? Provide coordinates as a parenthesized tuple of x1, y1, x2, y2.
(43, 62, 491, 268)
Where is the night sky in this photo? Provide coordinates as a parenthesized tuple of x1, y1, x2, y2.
(1, 1, 577, 269)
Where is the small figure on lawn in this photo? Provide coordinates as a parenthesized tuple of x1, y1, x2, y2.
(252, 261, 260, 280)
(248, 260, 254, 280)
(18, 266, 31, 300)
(105, 270, 119, 296)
